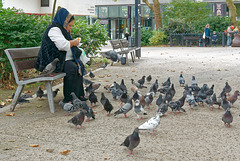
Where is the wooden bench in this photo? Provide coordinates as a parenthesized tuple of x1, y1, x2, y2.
(120, 39, 141, 59)
(184, 36, 204, 47)
(110, 39, 135, 65)
(4, 47, 66, 113)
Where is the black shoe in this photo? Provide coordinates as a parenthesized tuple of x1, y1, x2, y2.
(80, 96, 88, 101)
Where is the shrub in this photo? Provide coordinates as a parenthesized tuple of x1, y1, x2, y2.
(140, 27, 153, 46)
(149, 30, 167, 46)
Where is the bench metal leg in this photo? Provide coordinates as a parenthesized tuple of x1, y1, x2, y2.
(46, 81, 55, 113)
(125, 54, 130, 66)
(10, 85, 24, 112)
(130, 51, 135, 63)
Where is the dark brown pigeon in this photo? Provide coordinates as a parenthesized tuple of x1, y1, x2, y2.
(88, 92, 98, 107)
(104, 99, 113, 116)
(227, 90, 239, 107)
(89, 70, 95, 79)
(68, 110, 87, 129)
(222, 108, 233, 128)
(120, 128, 140, 155)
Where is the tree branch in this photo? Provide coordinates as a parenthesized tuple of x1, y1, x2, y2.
(142, 0, 153, 10)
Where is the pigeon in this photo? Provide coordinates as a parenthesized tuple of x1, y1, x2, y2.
(120, 90, 129, 105)
(111, 86, 123, 100)
(205, 84, 214, 97)
(134, 99, 147, 120)
(221, 93, 231, 111)
(186, 90, 197, 108)
(222, 108, 233, 128)
(138, 112, 162, 135)
(146, 75, 152, 83)
(104, 99, 114, 116)
(119, 79, 127, 92)
(227, 90, 239, 106)
(88, 92, 98, 107)
(212, 93, 221, 109)
(41, 58, 59, 76)
(162, 77, 171, 87)
(53, 88, 60, 98)
(89, 70, 95, 79)
(163, 84, 175, 103)
(36, 86, 44, 100)
(11, 92, 30, 104)
(137, 76, 145, 87)
(85, 83, 94, 96)
(168, 94, 186, 114)
(223, 82, 232, 95)
(100, 92, 108, 107)
(102, 50, 118, 65)
(156, 94, 163, 106)
(149, 80, 158, 95)
(157, 99, 168, 116)
(114, 98, 133, 118)
(100, 62, 108, 69)
(144, 93, 154, 109)
(59, 101, 78, 115)
(83, 78, 94, 85)
(82, 101, 95, 122)
(158, 85, 170, 94)
(92, 83, 101, 91)
(139, 95, 146, 108)
(131, 79, 147, 89)
(204, 96, 214, 110)
(179, 73, 185, 87)
(70, 92, 82, 109)
(132, 91, 141, 101)
(68, 110, 87, 129)
(191, 76, 198, 86)
(120, 128, 140, 155)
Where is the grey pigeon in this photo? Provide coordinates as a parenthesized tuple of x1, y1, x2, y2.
(83, 78, 94, 85)
(222, 108, 233, 128)
(138, 112, 162, 135)
(89, 70, 95, 79)
(53, 88, 60, 98)
(120, 128, 140, 155)
(85, 83, 94, 96)
(179, 73, 185, 87)
(157, 99, 168, 116)
(163, 84, 175, 103)
(137, 76, 145, 87)
(186, 90, 197, 108)
(104, 99, 114, 116)
(92, 83, 101, 91)
(59, 101, 78, 115)
(68, 110, 87, 129)
(223, 82, 232, 95)
(191, 76, 198, 86)
(221, 93, 231, 111)
(100, 92, 108, 107)
(156, 94, 163, 106)
(162, 77, 171, 87)
(114, 98, 133, 118)
(131, 79, 147, 89)
(70, 92, 82, 109)
(119, 79, 127, 92)
(144, 93, 154, 109)
(82, 101, 95, 122)
(168, 94, 186, 114)
(100, 62, 108, 69)
(88, 92, 98, 107)
(206, 84, 214, 97)
(41, 58, 59, 76)
(11, 92, 30, 104)
(212, 93, 221, 108)
(120, 90, 129, 105)
(134, 99, 147, 120)
(36, 86, 44, 100)
(146, 75, 152, 83)
(204, 96, 214, 110)
(149, 80, 158, 95)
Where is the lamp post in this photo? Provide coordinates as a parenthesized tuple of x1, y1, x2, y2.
(135, 0, 141, 58)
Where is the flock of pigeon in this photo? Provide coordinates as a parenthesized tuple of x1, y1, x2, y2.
(13, 58, 239, 155)
(45, 68, 238, 155)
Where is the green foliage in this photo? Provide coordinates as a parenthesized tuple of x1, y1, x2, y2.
(162, 0, 212, 26)
(0, 7, 50, 83)
(140, 27, 153, 46)
(162, 18, 195, 34)
(71, 18, 110, 56)
(149, 30, 167, 46)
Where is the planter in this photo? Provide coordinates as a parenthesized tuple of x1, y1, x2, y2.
(232, 33, 240, 47)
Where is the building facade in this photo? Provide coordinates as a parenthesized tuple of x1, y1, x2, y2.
(2, 0, 240, 39)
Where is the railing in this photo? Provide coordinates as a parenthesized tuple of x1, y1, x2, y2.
(170, 32, 227, 47)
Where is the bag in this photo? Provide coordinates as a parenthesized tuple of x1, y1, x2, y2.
(203, 32, 205, 39)
(79, 48, 90, 65)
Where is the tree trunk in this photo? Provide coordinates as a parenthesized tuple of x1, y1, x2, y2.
(226, 0, 238, 26)
(143, 0, 162, 30)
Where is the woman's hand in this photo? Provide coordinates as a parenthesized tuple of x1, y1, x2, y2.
(70, 38, 80, 47)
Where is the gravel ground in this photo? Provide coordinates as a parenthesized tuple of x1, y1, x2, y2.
(0, 47, 240, 161)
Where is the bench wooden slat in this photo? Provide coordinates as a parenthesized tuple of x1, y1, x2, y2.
(9, 47, 39, 60)
(14, 59, 36, 71)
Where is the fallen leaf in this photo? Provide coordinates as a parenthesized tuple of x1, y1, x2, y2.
(6, 113, 15, 116)
(0, 101, 6, 106)
(98, 76, 105, 78)
(17, 149, 22, 151)
(37, 105, 42, 108)
(105, 80, 109, 82)
(171, 70, 175, 72)
(13, 146, 18, 148)
(132, 70, 136, 72)
(180, 71, 183, 73)
(6, 99, 12, 103)
(3, 148, 12, 150)
(93, 111, 97, 114)
(46, 149, 55, 153)
(60, 149, 71, 155)
(106, 75, 111, 77)
(104, 157, 111, 160)
(29, 144, 39, 147)
(217, 69, 221, 71)
(24, 90, 31, 93)
(8, 140, 15, 142)
(225, 69, 229, 71)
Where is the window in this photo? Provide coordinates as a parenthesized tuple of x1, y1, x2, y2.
(41, 0, 49, 7)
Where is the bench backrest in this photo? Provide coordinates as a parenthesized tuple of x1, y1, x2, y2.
(119, 39, 129, 49)
(4, 47, 40, 84)
(110, 39, 122, 50)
